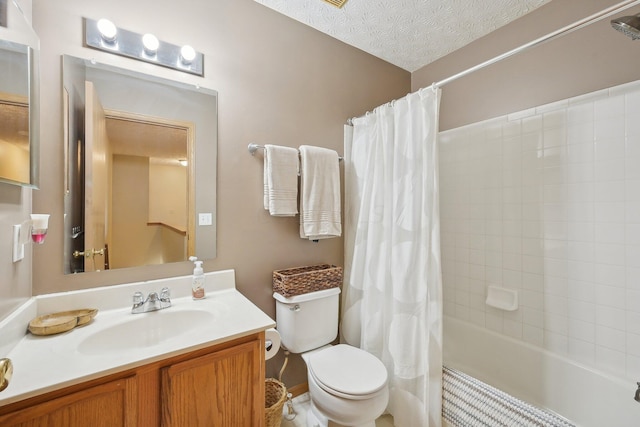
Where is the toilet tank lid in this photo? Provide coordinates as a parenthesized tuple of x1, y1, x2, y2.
(273, 287, 340, 303)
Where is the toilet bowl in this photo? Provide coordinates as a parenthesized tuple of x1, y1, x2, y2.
(273, 289, 389, 427)
(302, 344, 388, 427)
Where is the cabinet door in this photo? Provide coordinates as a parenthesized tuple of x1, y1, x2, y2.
(161, 339, 263, 427)
(0, 376, 137, 427)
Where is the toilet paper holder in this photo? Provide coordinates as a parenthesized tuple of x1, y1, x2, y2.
(265, 328, 281, 361)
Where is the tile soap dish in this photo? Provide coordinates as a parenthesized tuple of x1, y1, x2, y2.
(485, 286, 518, 311)
(28, 309, 98, 336)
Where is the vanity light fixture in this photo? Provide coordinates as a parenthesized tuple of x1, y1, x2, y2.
(96, 18, 118, 44)
(84, 17, 204, 76)
(142, 33, 159, 56)
(180, 45, 196, 65)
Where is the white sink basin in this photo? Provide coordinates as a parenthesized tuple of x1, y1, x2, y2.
(77, 309, 215, 355)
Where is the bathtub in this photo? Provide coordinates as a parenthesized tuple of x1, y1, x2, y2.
(443, 316, 639, 427)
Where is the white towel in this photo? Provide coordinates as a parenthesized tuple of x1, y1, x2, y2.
(299, 145, 341, 240)
(263, 144, 299, 216)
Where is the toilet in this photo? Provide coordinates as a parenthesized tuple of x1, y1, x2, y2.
(273, 288, 388, 427)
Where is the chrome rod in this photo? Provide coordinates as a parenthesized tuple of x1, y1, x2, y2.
(346, 0, 640, 125)
(248, 143, 343, 161)
(248, 143, 263, 155)
(434, 0, 640, 88)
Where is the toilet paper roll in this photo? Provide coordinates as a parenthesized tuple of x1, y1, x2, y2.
(265, 328, 281, 360)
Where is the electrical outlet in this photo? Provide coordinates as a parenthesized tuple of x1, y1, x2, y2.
(198, 213, 213, 226)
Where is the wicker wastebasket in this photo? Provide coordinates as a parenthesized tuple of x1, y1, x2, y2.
(265, 378, 287, 427)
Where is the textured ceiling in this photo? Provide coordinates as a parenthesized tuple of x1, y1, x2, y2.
(252, 0, 552, 72)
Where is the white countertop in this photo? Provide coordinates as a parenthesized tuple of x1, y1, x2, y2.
(0, 269, 275, 407)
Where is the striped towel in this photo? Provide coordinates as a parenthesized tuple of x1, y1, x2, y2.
(299, 145, 341, 240)
(264, 144, 299, 216)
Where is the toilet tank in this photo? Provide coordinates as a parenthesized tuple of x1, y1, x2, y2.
(273, 287, 340, 353)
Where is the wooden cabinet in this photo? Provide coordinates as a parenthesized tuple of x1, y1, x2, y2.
(161, 339, 262, 426)
(0, 333, 265, 427)
(0, 376, 137, 427)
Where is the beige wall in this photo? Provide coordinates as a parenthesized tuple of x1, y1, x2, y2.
(148, 162, 187, 232)
(28, 0, 409, 384)
(111, 156, 187, 268)
(0, 0, 35, 324)
(0, 183, 31, 322)
(413, 0, 640, 131)
(0, 138, 30, 183)
(111, 155, 150, 269)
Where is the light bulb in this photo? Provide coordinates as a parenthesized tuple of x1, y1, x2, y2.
(142, 33, 159, 55)
(97, 18, 117, 43)
(180, 45, 196, 64)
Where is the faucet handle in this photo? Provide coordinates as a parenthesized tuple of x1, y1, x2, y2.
(160, 287, 171, 301)
(133, 291, 144, 305)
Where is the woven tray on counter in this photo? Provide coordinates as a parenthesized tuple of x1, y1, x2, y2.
(272, 264, 343, 297)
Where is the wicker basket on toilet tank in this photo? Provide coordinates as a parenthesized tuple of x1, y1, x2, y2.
(272, 264, 342, 297)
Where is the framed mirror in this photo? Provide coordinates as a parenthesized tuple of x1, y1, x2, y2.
(62, 55, 217, 274)
(0, 38, 39, 187)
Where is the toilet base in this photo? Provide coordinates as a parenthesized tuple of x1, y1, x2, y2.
(306, 401, 376, 427)
(306, 402, 326, 427)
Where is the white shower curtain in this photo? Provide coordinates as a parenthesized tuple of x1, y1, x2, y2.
(342, 87, 443, 426)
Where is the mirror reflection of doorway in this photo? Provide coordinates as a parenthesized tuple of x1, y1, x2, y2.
(82, 82, 194, 271)
(0, 93, 29, 184)
(63, 55, 216, 275)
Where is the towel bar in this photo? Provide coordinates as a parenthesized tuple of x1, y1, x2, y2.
(248, 143, 343, 161)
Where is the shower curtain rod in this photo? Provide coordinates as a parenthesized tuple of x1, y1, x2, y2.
(433, 0, 640, 88)
(347, 0, 640, 125)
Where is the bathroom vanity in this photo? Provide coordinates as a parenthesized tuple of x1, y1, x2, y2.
(0, 334, 263, 426)
(0, 270, 275, 427)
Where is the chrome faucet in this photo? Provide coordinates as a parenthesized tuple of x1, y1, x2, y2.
(132, 287, 171, 314)
(635, 382, 640, 403)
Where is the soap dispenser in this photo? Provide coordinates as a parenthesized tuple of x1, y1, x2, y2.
(189, 256, 205, 300)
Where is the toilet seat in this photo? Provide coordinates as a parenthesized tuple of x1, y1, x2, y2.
(308, 344, 387, 400)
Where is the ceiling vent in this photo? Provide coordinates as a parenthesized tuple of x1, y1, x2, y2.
(322, 0, 348, 8)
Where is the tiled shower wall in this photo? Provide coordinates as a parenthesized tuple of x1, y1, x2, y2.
(439, 80, 640, 381)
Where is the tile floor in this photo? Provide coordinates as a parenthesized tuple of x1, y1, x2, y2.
(280, 392, 394, 427)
